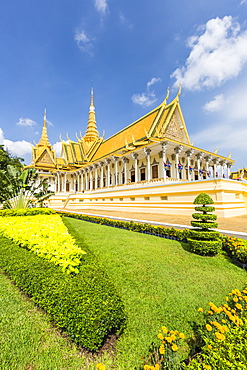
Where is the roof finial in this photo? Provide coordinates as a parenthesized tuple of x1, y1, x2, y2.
(43, 107, 47, 128)
(178, 84, 182, 97)
(164, 87, 170, 104)
(90, 81, 94, 107)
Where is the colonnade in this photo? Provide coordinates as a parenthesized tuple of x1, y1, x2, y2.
(52, 143, 233, 193)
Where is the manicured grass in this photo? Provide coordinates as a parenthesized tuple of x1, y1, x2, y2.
(0, 270, 90, 370)
(64, 217, 247, 369)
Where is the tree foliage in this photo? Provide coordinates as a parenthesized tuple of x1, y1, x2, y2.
(0, 163, 54, 208)
(0, 146, 24, 203)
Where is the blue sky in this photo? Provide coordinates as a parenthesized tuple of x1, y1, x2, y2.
(0, 0, 247, 169)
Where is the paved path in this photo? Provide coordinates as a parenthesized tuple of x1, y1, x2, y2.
(58, 208, 247, 239)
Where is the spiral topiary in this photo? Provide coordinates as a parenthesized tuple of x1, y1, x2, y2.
(188, 193, 222, 256)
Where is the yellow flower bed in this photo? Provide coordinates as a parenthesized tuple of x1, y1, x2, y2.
(0, 215, 86, 274)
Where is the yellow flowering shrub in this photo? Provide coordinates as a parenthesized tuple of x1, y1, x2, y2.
(222, 236, 247, 264)
(0, 215, 86, 274)
(185, 285, 247, 369)
(143, 326, 185, 369)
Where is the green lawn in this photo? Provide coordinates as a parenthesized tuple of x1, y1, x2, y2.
(64, 217, 247, 369)
(1, 217, 246, 370)
(0, 270, 92, 370)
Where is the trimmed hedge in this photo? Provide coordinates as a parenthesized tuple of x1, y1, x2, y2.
(0, 222, 126, 351)
(57, 211, 247, 266)
(0, 208, 56, 216)
(57, 211, 189, 242)
(187, 238, 222, 256)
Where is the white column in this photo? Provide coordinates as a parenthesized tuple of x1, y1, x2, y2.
(196, 153, 203, 180)
(105, 159, 111, 187)
(85, 170, 88, 190)
(81, 171, 84, 191)
(144, 148, 151, 181)
(132, 153, 139, 182)
(186, 150, 193, 181)
(55, 173, 58, 192)
(63, 173, 67, 192)
(174, 146, 183, 180)
(161, 142, 167, 181)
(227, 163, 232, 179)
(89, 167, 93, 190)
(113, 157, 119, 185)
(123, 157, 129, 184)
(93, 164, 98, 188)
(213, 159, 219, 178)
(204, 155, 212, 179)
(100, 162, 104, 188)
(219, 161, 225, 178)
(57, 173, 61, 192)
(205, 160, 209, 179)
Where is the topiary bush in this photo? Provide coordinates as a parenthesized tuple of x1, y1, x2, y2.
(188, 193, 222, 256)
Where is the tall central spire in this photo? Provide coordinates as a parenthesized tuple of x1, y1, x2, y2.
(38, 108, 52, 148)
(84, 86, 99, 144)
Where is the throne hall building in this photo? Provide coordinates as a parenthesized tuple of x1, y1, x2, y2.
(29, 88, 247, 217)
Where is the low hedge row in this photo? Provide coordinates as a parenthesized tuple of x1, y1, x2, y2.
(0, 208, 56, 216)
(0, 221, 126, 351)
(57, 211, 247, 265)
(57, 211, 189, 241)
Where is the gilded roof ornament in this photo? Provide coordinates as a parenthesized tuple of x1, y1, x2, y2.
(84, 86, 99, 144)
(164, 87, 170, 104)
(37, 108, 52, 148)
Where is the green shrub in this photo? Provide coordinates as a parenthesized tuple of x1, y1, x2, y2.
(0, 208, 55, 216)
(0, 231, 125, 351)
(187, 239, 222, 256)
(185, 286, 247, 369)
(185, 321, 247, 369)
(188, 230, 221, 241)
(222, 236, 247, 265)
(188, 193, 221, 256)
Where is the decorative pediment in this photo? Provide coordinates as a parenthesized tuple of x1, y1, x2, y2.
(36, 149, 55, 167)
(163, 113, 189, 144)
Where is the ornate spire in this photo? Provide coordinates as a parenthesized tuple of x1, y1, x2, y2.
(38, 108, 52, 148)
(84, 86, 99, 144)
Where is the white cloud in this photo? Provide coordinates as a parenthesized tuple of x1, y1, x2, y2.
(132, 92, 157, 107)
(119, 11, 133, 28)
(240, 0, 247, 4)
(132, 77, 161, 107)
(0, 128, 32, 158)
(53, 141, 62, 157)
(203, 94, 232, 112)
(147, 77, 161, 88)
(16, 117, 37, 127)
(74, 29, 94, 55)
(191, 122, 247, 153)
(171, 16, 247, 90)
(94, 0, 108, 14)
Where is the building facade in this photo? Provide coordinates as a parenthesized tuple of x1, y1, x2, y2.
(29, 88, 247, 217)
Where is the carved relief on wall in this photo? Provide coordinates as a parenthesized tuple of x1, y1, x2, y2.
(164, 113, 189, 144)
